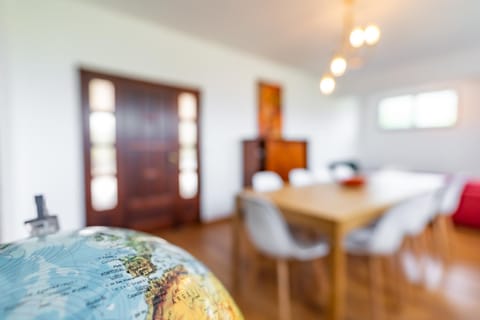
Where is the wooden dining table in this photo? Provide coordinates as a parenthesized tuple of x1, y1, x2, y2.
(232, 170, 445, 320)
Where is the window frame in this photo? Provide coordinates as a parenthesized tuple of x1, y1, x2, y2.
(376, 88, 460, 131)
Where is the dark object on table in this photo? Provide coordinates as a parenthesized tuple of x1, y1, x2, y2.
(328, 160, 362, 182)
(24, 194, 60, 237)
(328, 160, 361, 173)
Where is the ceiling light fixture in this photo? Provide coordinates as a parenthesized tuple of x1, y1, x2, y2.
(319, 74, 336, 95)
(349, 27, 364, 48)
(330, 56, 348, 77)
(319, 0, 381, 95)
(364, 24, 381, 45)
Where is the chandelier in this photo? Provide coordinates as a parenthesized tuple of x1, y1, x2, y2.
(319, 0, 381, 95)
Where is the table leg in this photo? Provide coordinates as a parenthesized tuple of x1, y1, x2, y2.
(329, 226, 346, 320)
(231, 195, 242, 293)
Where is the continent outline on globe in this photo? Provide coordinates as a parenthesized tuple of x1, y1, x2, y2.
(0, 227, 243, 320)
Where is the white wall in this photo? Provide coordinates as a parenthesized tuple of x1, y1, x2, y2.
(0, 0, 358, 242)
(340, 46, 480, 96)
(358, 80, 480, 174)
(0, 0, 8, 240)
(343, 48, 480, 175)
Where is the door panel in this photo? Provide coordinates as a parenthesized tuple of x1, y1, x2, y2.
(118, 84, 179, 230)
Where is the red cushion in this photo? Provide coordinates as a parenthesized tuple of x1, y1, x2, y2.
(453, 181, 480, 228)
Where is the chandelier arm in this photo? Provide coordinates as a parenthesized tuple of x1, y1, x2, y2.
(320, 0, 381, 94)
(342, 0, 354, 54)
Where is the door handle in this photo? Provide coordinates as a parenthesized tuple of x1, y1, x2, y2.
(168, 151, 178, 165)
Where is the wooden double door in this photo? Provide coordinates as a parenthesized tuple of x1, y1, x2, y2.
(81, 70, 200, 231)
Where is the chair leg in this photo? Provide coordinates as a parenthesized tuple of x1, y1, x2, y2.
(388, 254, 403, 312)
(445, 217, 456, 262)
(409, 234, 427, 285)
(431, 217, 441, 259)
(367, 256, 384, 320)
(277, 259, 291, 320)
(433, 215, 455, 265)
(245, 250, 260, 291)
(311, 258, 330, 307)
(418, 231, 430, 279)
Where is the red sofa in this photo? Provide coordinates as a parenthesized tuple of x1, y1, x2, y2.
(453, 180, 480, 228)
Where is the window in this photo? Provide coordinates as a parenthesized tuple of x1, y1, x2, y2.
(378, 90, 458, 130)
(178, 92, 199, 199)
(88, 78, 118, 211)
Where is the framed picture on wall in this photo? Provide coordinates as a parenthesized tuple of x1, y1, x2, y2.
(258, 82, 282, 139)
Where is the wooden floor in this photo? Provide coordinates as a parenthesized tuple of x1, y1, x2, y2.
(155, 220, 480, 320)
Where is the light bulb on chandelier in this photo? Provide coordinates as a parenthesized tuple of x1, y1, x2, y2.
(364, 24, 381, 45)
(319, 75, 336, 95)
(350, 25, 380, 48)
(330, 56, 348, 77)
(349, 27, 364, 48)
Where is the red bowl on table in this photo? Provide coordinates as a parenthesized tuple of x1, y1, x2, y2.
(340, 175, 366, 187)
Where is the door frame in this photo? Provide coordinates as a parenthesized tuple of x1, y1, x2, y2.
(79, 68, 202, 228)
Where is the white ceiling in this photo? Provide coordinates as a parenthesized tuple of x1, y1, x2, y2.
(81, 0, 480, 76)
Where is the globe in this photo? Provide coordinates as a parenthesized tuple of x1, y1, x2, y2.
(0, 227, 243, 320)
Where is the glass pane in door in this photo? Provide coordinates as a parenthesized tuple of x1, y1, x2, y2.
(91, 175, 118, 211)
(91, 146, 117, 176)
(179, 170, 198, 199)
(89, 79, 115, 112)
(178, 92, 197, 120)
(90, 112, 116, 145)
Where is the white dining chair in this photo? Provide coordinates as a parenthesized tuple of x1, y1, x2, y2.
(313, 167, 334, 183)
(433, 174, 468, 263)
(439, 175, 468, 214)
(289, 168, 316, 187)
(402, 192, 440, 238)
(345, 212, 404, 315)
(241, 195, 330, 320)
(289, 167, 334, 186)
(344, 193, 437, 319)
(252, 170, 304, 285)
(345, 206, 406, 256)
(252, 171, 284, 192)
(393, 191, 440, 287)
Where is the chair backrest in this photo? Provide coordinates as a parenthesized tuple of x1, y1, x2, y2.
(252, 171, 284, 192)
(368, 203, 406, 254)
(289, 168, 315, 187)
(367, 192, 436, 253)
(400, 191, 440, 237)
(313, 167, 334, 183)
(439, 174, 469, 215)
(241, 195, 294, 258)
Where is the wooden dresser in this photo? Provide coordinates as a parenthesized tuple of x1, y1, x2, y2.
(242, 139, 308, 187)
